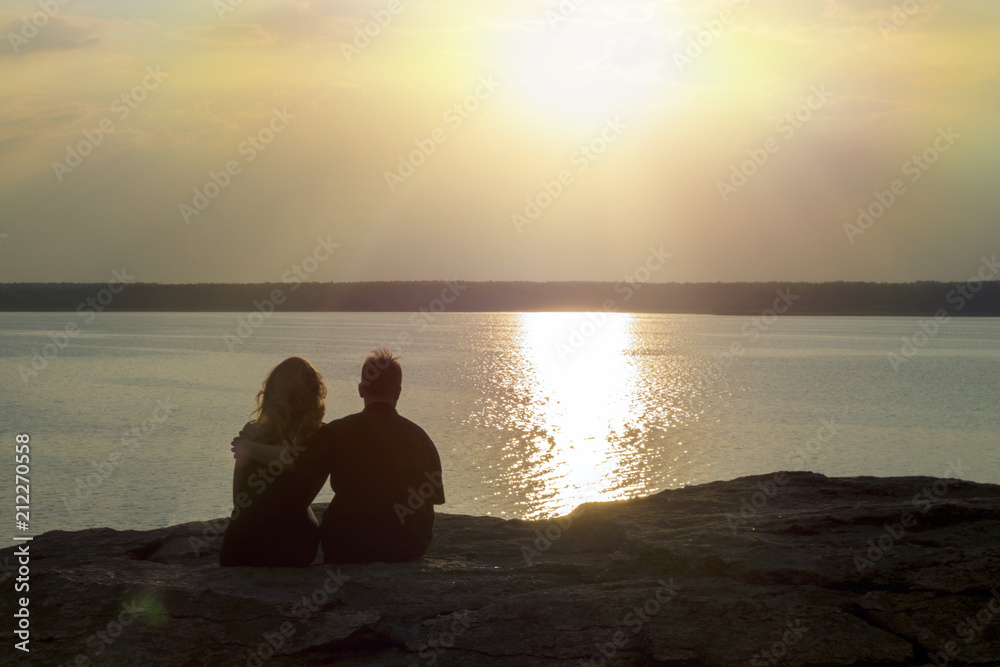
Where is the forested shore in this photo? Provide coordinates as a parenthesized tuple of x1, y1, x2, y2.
(0, 280, 998, 316)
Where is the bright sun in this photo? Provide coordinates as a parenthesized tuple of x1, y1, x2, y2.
(499, 4, 664, 122)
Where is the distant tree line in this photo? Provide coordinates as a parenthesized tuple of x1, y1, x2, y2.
(0, 281, 997, 315)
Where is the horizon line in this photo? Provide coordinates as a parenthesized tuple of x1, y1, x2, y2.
(3, 279, 998, 286)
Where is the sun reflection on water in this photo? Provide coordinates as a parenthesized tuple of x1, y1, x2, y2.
(502, 312, 651, 518)
(460, 312, 705, 520)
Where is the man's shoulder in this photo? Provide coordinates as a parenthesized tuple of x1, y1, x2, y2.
(322, 407, 382, 430)
(393, 412, 435, 442)
(328, 408, 435, 445)
(329, 411, 364, 426)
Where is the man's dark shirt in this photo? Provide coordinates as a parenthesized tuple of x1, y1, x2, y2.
(292, 402, 445, 563)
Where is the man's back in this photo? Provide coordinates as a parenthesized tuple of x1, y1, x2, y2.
(304, 401, 445, 562)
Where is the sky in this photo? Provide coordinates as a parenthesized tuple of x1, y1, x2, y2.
(0, 0, 997, 284)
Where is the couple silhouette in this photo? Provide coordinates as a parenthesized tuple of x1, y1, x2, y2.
(220, 347, 445, 567)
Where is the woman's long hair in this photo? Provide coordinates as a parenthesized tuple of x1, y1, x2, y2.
(251, 357, 326, 446)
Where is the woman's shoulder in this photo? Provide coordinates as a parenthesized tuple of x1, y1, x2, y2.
(240, 421, 262, 436)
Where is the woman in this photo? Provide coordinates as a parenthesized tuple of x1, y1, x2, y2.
(219, 356, 326, 567)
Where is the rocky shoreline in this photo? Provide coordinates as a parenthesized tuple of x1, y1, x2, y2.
(3, 471, 1000, 666)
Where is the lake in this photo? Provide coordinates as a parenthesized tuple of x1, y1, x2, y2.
(1, 311, 998, 533)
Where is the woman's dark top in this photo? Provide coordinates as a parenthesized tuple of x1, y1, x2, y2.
(219, 426, 320, 567)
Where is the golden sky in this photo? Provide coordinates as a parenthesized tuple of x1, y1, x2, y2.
(1, 0, 997, 283)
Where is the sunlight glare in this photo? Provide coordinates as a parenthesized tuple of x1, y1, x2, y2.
(514, 312, 642, 517)
(498, 2, 667, 122)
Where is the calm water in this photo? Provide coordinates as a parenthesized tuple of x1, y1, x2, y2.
(1, 312, 998, 533)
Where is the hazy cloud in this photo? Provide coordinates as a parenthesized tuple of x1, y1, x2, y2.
(173, 23, 275, 46)
(1, 15, 105, 56)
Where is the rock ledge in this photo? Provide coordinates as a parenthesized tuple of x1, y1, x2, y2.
(3, 472, 1000, 666)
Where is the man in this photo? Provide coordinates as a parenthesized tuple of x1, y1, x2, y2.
(236, 347, 445, 563)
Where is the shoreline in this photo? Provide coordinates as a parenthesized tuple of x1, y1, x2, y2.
(2, 280, 999, 317)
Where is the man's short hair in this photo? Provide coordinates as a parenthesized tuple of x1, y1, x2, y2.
(361, 346, 402, 398)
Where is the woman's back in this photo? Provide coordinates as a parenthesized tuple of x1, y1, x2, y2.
(219, 357, 327, 567)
